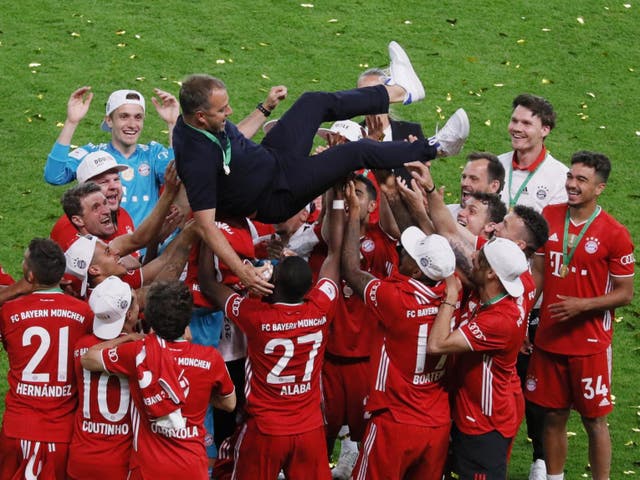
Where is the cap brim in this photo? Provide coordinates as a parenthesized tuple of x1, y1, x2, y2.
(502, 277, 524, 298)
(316, 128, 332, 140)
(93, 316, 126, 340)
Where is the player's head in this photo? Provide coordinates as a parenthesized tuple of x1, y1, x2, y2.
(145, 280, 193, 341)
(76, 151, 127, 212)
(102, 90, 146, 149)
(357, 68, 387, 88)
(399, 227, 455, 283)
(472, 237, 527, 297)
(459, 152, 505, 207)
(493, 205, 549, 259)
(62, 182, 116, 238)
(566, 151, 610, 207)
(271, 256, 313, 303)
(23, 238, 66, 286)
(180, 74, 231, 133)
(509, 93, 555, 151)
(351, 174, 377, 224)
(457, 192, 506, 238)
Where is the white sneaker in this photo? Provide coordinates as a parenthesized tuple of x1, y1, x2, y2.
(388, 41, 425, 105)
(331, 441, 359, 480)
(429, 108, 469, 157)
(528, 459, 547, 480)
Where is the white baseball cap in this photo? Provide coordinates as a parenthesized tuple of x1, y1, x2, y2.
(64, 235, 97, 296)
(89, 276, 132, 340)
(101, 89, 145, 131)
(317, 120, 364, 142)
(400, 227, 456, 281)
(482, 237, 528, 297)
(76, 151, 128, 184)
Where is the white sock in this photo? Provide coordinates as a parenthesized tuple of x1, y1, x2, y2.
(547, 474, 564, 480)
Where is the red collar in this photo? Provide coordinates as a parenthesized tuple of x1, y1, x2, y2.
(512, 145, 547, 171)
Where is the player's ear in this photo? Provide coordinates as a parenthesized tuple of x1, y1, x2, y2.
(71, 215, 85, 229)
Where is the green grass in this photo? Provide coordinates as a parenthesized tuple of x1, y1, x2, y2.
(0, 1, 638, 477)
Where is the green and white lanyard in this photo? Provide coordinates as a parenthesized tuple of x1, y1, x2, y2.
(559, 205, 600, 278)
(507, 154, 546, 209)
(187, 124, 232, 175)
(481, 292, 508, 309)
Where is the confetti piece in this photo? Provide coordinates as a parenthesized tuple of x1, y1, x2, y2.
(117, 43, 126, 48)
(70, 32, 80, 37)
(28, 62, 41, 68)
(261, 73, 270, 79)
(404, 20, 412, 24)
(632, 428, 640, 432)
(636, 131, 640, 136)
(614, 315, 622, 321)
(577, 16, 585, 24)
(484, 119, 492, 126)
(36, 93, 44, 100)
(56, 122, 64, 128)
(116, 30, 126, 35)
(300, 3, 314, 7)
(216, 59, 226, 64)
(623, 471, 636, 475)
(435, 106, 442, 114)
(446, 93, 452, 101)
(328, 18, 338, 23)
(493, 83, 504, 87)
(630, 67, 635, 72)
(134, 34, 141, 39)
(542, 28, 551, 32)
(259, 42, 270, 46)
(517, 39, 525, 44)
(587, 92, 596, 98)
(599, 125, 606, 129)
(567, 431, 577, 437)
(624, 3, 631, 8)
(625, 440, 636, 446)
(135, 76, 145, 81)
(542, 78, 551, 84)
(358, 63, 369, 68)
(311, 79, 319, 83)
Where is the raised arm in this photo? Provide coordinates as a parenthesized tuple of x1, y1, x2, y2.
(197, 239, 239, 310)
(318, 187, 345, 284)
(110, 161, 181, 255)
(426, 275, 469, 354)
(152, 88, 180, 147)
(341, 181, 376, 297)
(45, 86, 94, 184)
(236, 86, 288, 139)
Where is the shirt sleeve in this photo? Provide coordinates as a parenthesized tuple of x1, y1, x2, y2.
(44, 142, 86, 184)
(609, 224, 635, 277)
(459, 308, 512, 352)
(100, 341, 137, 377)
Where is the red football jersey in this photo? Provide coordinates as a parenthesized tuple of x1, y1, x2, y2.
(68, 334, 132, 477)
(0, 290, 93, 442)
(224, 278, 339, 435)
(185, 218, 256, 307)
(101, 338, 234, 479)
(327, 223, 398, 358)
(363, 271, 450, 427)
(0, 265, 14, 286)
(536, 204, 635, 355)
(454, 295, 527, 437)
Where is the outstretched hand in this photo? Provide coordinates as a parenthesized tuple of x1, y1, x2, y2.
(239, 262, 274, 297)
(152, 88, 180, 126)
(66, 86, 93, 124)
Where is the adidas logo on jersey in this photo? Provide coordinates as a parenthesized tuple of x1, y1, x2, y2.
(548, 233, 559, 242)
(599, 397, 611, 407)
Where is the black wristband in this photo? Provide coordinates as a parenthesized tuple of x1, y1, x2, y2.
(256, 102, 271, 117)
(441, 301, 456, 308)
(426, 184, 436, 194)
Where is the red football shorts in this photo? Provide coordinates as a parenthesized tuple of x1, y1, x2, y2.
(352, 411, 450, 480)
(0, 431, 69, 480)
(525, 346, 613, 417)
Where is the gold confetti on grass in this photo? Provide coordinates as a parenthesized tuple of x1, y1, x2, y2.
(623, 4, 631, 8)
(623, 471, 636, 475)
(358, 63, 369, 68)
(567, 431, 577, 437)
(493, 83, 504, 87)
(542, 28, 551, 32)
(261, 73, 270, 79)
(577, 16, 585, 24)
(117, 43, 126, 48)
(587, 92, 596, 98)
(404, 20, 412, 24)
(135, 77, 145, 82)
(28, 62, 41, 68)
(632, 428, 640, 432)
(116, 30, 126, 35)
(216, 59, 226, 64)
(259, 42, 270, 47)
(625, 440, 636, 446)
(134, 34, 141, 39)
(70, 32, 80, 38)
(56, 122, 64, 128)
(484, 119, 492, 126)
(516, 39, 525, 44)
(129, 55, 137, 59)
(446, 93, 452, 101)
(615, 315, 623, 323)
(328, 19, 338, 23)
(541, 78, 551, 84)
(300, 3, 314, 7)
